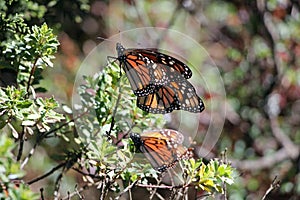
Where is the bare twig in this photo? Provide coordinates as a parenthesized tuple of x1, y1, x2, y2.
(26, 57, 39, 98)
(261, 176, 280, 200)
(20, 118, 75, 169)
(269, 117, 299, 158)
(61, 184, 89, 200)
(53, 153, 81, 200)
(53, 171, 64, 200)
(40, 188, 45, 200)
(106, 76, 123, 139)
(16, 126, 25, 161)
(136, 183, 191, 190)
(155, 1, 183, 47)
(115, 180, 138, 199)
(21, 110, 88, 169)
(27, 162, 66, 185)
(232, 147, 299, 171)
(149, 178, 163, 200)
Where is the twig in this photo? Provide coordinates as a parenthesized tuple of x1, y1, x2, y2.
(74, 184, 84, 200)
(106, 76, 123, 139)
(27, 162, 66, 185)
(149, 178, 163, 200)
(136, 183, 191, 189)
(53, 171, 64, 200)
(26, 57, 39, 98)
(269, 117, 299, 159)
(115, 180, 138, 199)
(20, 119, 75, 169)
(155, 1, 183, 47)
(261, 176, 280, 200)
(232, 147, 299, 171)
(53, 153, 81, 200)
(16, 126, 25, 161)
(21, 111, 88, 169)
(40, 188, 44, 200)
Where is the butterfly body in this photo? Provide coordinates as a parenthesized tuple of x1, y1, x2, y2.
(130, 129, 193, 172)
(116, 43, 205, 114)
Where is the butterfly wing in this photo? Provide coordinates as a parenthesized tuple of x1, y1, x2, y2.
(116, 44, 155, 96)
(116, 43, 193, 96)
(137, 80, 205, 114)
(136, 84, 179, 114)
(130, 130, 193, 172)
(132, 48, 192, 79)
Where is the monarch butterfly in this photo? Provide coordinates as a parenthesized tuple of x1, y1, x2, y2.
(137, 80, 204, 114)
(116, 43, 192, 97)
(130, 129, 193, 172)
(115, 43, 205, 114)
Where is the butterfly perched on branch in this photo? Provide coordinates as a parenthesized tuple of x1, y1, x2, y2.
(130, 129, 193, 172)
(115, 43, 205, 114)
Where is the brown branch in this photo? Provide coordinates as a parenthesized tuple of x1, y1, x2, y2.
(261, 176, 280, 200)
(232, 147, 298, 171)
(61, 185, 89, 200)
(27, 162, 66, 185)
(136, 183, 191, 189)
(106, 77, 123, 139)
(115, 180, 138, 200)
(16, 126, 25, 161)
(40, 188, 45, 200)
(26, 57, 39, 98)
(53, 171, 64, 200)
(269, 117, 299, 159)
(233, 115, 299, 171)
(20, 118, 76, 169)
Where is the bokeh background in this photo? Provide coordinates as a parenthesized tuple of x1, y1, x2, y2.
(2, 0, 300, 199)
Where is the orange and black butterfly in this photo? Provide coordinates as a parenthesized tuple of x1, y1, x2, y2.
(116, 43, 205, 114)
(130, 129, 193, 172)
(137, 80, 204, 114)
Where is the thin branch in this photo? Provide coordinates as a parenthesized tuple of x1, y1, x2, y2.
(106, 77, 123, 138)
(53, 153, 81, 200)
(269, 117, 299, 158)
(261, 176, 280, 200)
(21, 112, 87, 169)
(149, 178, 163, 200)
(71, 167, 102, 179)
(27, 162, 66, 185)
(26, 57, 39, 98)
(40, 188, 45, 200)
(115, 180, 138, 199)
(114, 123, 136, 146)
(232, 147, 299, 171)
(136, 183, 191, 190)
(53, 171, 64, 200)
(61, 184, 86, 200)
(20, 119, 75, 169)
(16, 126, 25, 161)
(155, 1, 183, 47)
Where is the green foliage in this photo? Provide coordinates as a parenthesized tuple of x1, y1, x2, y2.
(0, 86, 64, 139)
(0, 0, 48, 71)
(75, 61, 167, 196)
(0, 0, 62, 137)
(3, 23, 59, 87)
(0, 134, 39, 200)
(0, 1, 69, 199)
(185, 159, 235, 194)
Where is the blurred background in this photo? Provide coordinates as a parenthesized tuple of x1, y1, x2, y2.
(4, 0, 300, 199)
